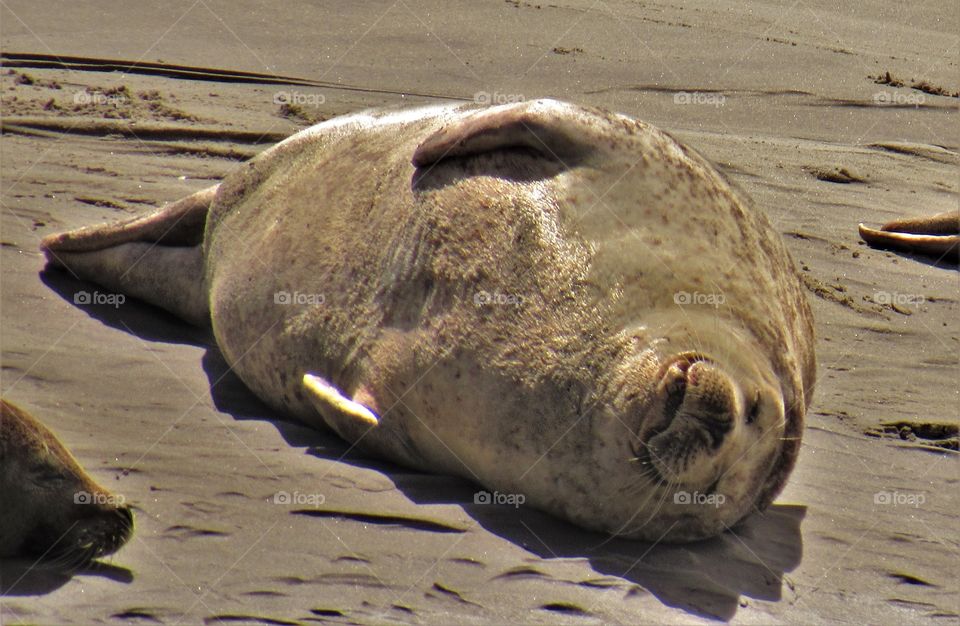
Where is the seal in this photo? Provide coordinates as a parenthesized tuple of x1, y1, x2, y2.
(40, 99, 815, 541)
(859, 210, 959, 261)
(0, 399, 133, 565)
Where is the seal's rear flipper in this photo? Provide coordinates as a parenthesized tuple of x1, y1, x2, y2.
(412, 99, 613, 168)
(303, 374, 380, 443)
(41, 185, 217, 255)
(858, 210, 959, 261)
(40, 185, 218, 326)
(49, 244, 209, 326)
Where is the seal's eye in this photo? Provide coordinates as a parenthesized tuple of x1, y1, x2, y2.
(29, 462, 67, 486)
(746, 390, 761, 424)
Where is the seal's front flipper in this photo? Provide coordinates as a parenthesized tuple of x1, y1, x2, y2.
(412, 98, 612, 168)
(303, 374, 380, 443)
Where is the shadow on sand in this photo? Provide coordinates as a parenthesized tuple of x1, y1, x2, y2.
(0, 558, 133, 596)
(40, 268, 805, 621)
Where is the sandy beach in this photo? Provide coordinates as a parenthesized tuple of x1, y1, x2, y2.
(1, 1, 957, 624)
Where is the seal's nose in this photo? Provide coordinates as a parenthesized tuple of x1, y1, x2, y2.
(95, 504, 134, 557)
(637, 356, 740, 486)
(654, 353, 734, 438)
(116, 504, 134, 528)
(683, 360, 735, 448)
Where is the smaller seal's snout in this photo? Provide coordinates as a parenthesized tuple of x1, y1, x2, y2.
(95, 504, 135, 558)
(0, 399, 135, 565)
(51, 496, 135, 565)
(107, 504, 134, 555)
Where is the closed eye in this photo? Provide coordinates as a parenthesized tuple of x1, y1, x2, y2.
(30, 463, 69, 486)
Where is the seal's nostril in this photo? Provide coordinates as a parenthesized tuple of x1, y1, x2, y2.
(745, 390, 761, 424)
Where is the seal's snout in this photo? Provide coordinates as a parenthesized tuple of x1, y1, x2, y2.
(653, 353, 734, 437)
(47, 496, 135, 565)
(635, 353, 741, 486)
(683, 361, 737, 433)
(93, 503, 135, 558)
(0, 399, 134, 565)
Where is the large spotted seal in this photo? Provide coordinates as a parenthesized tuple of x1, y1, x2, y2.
(40, 99, 815, 541)
(0, 399, 133, 565)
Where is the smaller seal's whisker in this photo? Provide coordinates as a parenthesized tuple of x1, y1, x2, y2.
(46, 545, 92, 572)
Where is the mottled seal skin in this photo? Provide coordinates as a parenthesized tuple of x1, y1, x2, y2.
(41, 99, 815, 541)
(0, 399, 133, 565)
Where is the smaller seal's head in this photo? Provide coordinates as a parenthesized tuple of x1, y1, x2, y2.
(591, 324, 803, 542)
(0, 399, 134, 567)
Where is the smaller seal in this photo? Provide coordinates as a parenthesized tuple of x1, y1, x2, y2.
(0, 399, 133, 566)
(859, 210, 959, 261)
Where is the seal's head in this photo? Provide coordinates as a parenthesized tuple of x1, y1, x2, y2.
(0, 399, 133, 566)
(406, 98, 812, 541)
(588, 316, 805, 542)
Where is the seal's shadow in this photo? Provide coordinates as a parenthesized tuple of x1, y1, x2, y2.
(0, 558, 133, 596)
(320, 456, 805, 622)
(41, 268, 805, 621)
(867, 247, 958, 270)
(205, 346, 807, 623)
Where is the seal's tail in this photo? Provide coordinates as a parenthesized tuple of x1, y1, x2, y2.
(40, 185, 217, 326)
